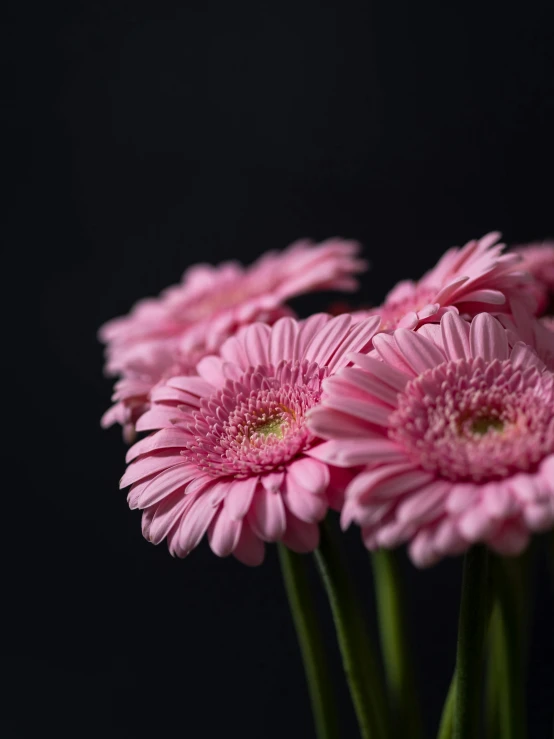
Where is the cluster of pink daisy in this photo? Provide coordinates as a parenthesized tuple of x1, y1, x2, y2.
(100, 232, 554, 567)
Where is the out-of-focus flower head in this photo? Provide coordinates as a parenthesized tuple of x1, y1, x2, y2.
(308, 312, 554, 567)
(356, 232, 533, 332)
(100, 239, 367, 438)
(120, 314, 380, 564)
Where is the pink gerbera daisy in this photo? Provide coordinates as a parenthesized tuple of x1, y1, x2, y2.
(357, 232, 532, 332)
(119, 314, 381, 564)
(512, 240, 554, 314)
(307, 312, 554, 567)
(100, 239, 366, 435)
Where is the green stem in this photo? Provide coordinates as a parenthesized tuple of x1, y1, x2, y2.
(314, 518, 389, 739)
(278, 544, 340, 739)
(453, 546, 489, 739)
(437, 672, 455, 739)
(488, 556, 527, 739)
(371, 549, 423, 739)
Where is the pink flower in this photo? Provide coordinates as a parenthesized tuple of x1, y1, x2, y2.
(119, 314, 381, 564)
(100, 239, 367, 433)
(512, 241, 554, 314)
(308, 312, 554, 567)
(356, 232, 532, 332)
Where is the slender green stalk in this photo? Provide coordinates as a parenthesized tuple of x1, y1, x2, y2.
(488, 556, 527, 739)
(314, 518, 389, 739)
(437, 672, 455, 739)
(278, 544, 340, 739)
(453, 546, 489, 739)
(371, 549, 423, 739)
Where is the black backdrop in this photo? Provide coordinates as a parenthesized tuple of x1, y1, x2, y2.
(5, 1, 554, 737)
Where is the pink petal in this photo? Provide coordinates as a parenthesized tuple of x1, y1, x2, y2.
(148, 492, 195, 544)
(120, 453, 186, 488)
(307, 438, 406, 467)
(307, 406, 380, 440)
(326, 316, 381, 372)
(177, 495, 219, 555)
(458, 505, 499, 542)
(136, 406, 182, 431)
(349, 353, 409, 392)
(346, 463, 419, 501)
(269, 317, 299, 365)
(233, 523, 265, 566)
(305, 315, 352, 366)
(357, 469, 435, 506)
(522, 502, 554, 531)
(320, 394, 391, 426)
(482, 482, 519, 518)
(261, 471, 285, 493)
(394, 329, 447, 373)
(196, 356, 227, 387)
(395, 481, 450, 525)
(168, 375, 214, 396)
(469, 313, 509, 361)
(371, 333, 416, 375)
(208, 505, 243, 557)
(138, 464, 197, 508)
(339, 366, 400, 406)
(409, 529, 440, 568)
(460, 289, 506, 305)
(441, 312, 471, 361)
(509, 342, 544, 371)
(220, 335, 249, 368)
(297, 313, 332, 357)
(432, 276, 470, 305)
(287, 457, 330, 495)
(248, 487, 287, 541)
(224, 477, 259, 521)
(283, 483, 328, 523)
(126, 428, 188, 463)
(243, 323, 272, 367)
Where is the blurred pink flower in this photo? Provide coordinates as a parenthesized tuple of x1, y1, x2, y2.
(120, 314, 381, 564)
(512, 240, 554, 314)
(356, 232, 532, 332)
(100, 239, 367, 434)
(308, 312, 554, 567)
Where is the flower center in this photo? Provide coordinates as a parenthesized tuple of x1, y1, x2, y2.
(183, 360, 326, 477)
(252, 405, 296, 439)
(470, 416, 504, 435)
(389, 357, 554, 482)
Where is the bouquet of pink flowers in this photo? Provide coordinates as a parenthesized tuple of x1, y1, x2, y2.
(100, 234, 554, 739)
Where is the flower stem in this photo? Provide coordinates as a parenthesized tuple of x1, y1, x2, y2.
(371, 549, 423, 739)
(278, 544, 340, 739)
(453, 545, 489, 739)
(314, 518, 389, 739)
(487, 556, 528, 739)
(437, 672, 455, 739)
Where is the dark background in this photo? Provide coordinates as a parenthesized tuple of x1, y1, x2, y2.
(4, 1, 554, 737)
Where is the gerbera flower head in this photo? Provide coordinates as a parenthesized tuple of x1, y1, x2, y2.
(119, 314, 381, 564)
(512, 240, 554, 314)
(357, 232, 532, 332)
(308, 312, 554, 567)
(99, 238, 367, 433)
